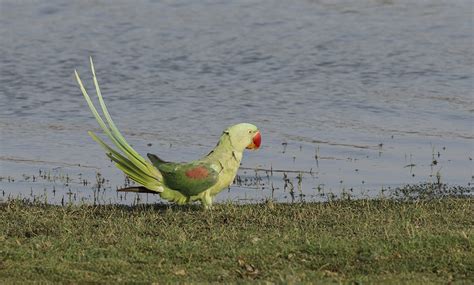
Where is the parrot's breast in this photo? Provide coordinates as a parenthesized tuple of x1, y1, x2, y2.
(208, 151, 243, 196)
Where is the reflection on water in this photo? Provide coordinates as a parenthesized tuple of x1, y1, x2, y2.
(0, 0, 472, 204)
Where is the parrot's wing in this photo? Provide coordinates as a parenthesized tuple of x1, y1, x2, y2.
(147, 153, 168, 166)
(152, 159, 220, 196)
(75, 58, 163, 192)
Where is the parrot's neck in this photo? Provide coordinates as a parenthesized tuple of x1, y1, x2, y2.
(205, 133, 243, 164)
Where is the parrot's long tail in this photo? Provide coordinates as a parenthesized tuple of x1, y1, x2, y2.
(75, 57, 164, 193)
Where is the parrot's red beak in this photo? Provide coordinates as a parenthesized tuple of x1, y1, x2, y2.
(246, 131, 261, 150)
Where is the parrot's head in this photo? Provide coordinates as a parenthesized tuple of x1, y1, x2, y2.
(225, 123, 261, 151)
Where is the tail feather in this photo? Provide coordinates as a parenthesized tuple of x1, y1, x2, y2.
(117, 186, 159, 194)
(75, 57, 163, 193)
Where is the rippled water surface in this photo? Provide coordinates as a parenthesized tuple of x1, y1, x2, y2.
(1, 0, 473, 204)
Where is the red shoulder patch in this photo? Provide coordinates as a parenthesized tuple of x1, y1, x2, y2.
(185, 166, 209, 180)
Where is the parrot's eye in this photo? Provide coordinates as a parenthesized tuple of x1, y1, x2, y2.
(248, 130, 252, 134)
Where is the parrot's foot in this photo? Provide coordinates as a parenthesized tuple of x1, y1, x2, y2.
(201, 191, 213, 210)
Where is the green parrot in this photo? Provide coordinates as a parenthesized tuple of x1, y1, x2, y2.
(75, 58, 261, 208)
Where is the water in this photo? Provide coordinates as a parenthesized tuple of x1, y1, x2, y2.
(1, 0, 472, 204)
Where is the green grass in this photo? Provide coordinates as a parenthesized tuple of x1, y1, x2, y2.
(0, 198, 472, 283)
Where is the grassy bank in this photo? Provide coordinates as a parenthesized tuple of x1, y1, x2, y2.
(0, 198, 472, 283)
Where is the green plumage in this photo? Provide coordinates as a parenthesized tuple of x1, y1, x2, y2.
(75, 58, 260, 208)
(148, 153, 219, 196)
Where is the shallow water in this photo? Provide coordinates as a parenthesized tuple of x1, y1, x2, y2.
(0, 0, 473, 204)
